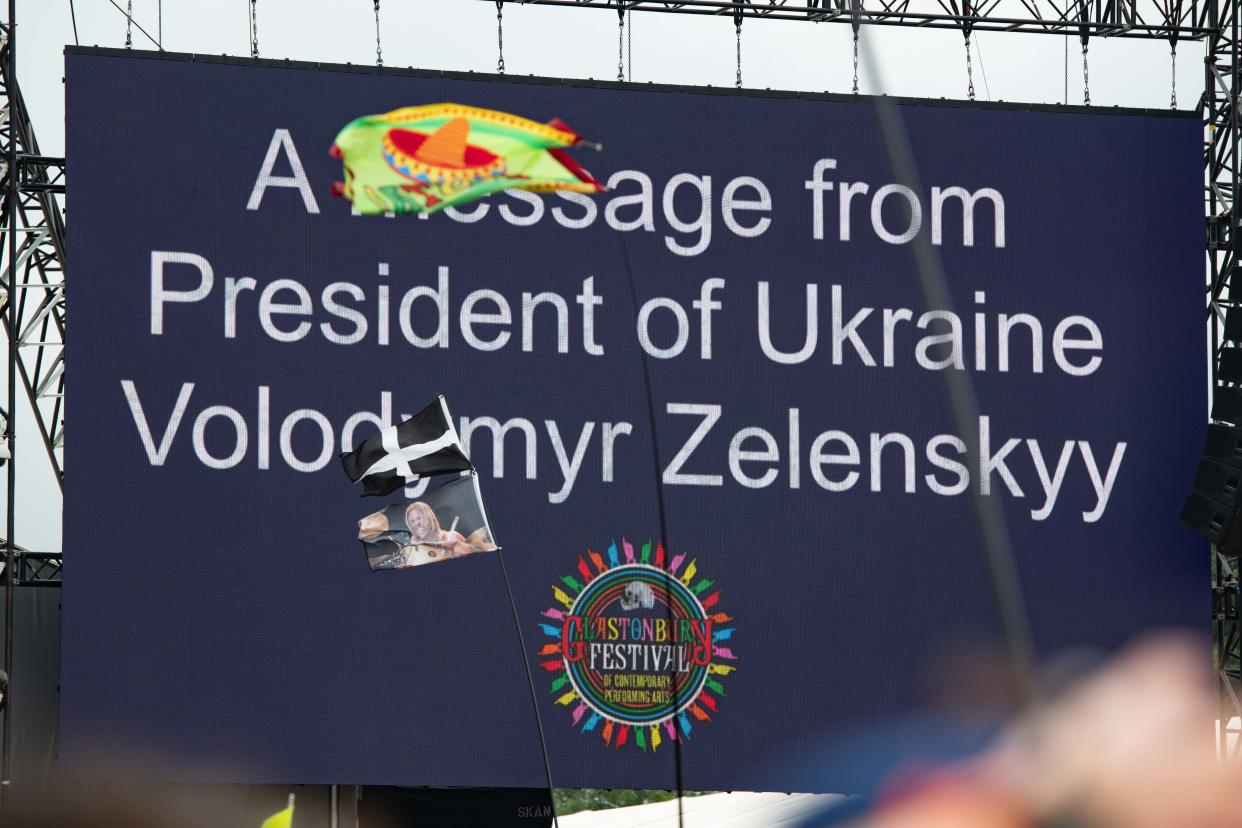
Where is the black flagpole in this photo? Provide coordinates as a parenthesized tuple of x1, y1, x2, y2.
(490, 481, 561, 827)
(616, 231, 686, 828)
(857, 34, 1037, 701)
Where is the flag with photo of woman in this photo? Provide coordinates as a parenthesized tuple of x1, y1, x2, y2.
(355, 473, 499, 571)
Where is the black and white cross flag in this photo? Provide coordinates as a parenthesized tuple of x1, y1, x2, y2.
(339, 396, 473, 497)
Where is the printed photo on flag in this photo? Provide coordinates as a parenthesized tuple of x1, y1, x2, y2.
(356, 474, 499, 571)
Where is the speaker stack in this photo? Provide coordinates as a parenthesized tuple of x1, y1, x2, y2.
(1182, 306, 1242, 552)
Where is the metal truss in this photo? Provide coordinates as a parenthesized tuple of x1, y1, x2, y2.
(493, 0, 1216, 39)
(1215, 552, 1241, 758)
(0, 24, 65, 494)
(1201, 0, 1242, 756)
(0, 540, 58, 588)
(0, 30, 65, 494)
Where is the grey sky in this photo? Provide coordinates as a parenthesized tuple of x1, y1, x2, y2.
(4, 0, 1208, 552)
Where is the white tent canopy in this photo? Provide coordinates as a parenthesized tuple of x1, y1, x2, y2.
(559, 792, 846, 827)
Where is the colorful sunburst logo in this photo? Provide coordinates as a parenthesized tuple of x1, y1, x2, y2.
(538, 539, 736, 752)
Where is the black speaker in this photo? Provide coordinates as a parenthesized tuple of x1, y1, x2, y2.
(1226, 307, 1242, 343)
(1193, 458, 1242, 507)
(1182, 419, 1242, 551)
(1219, 347, 1242, 384)
(1206, 423, 1242, 467)
(1222, 307, 1242, 340)
(1181, 490, 1237, 544)
(1212, 385, 1242, 424)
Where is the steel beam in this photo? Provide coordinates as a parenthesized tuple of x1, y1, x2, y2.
(485, 0, 1214, 38)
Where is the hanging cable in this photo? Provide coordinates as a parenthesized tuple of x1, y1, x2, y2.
(627, 9, 634, 82)
(617, 7, 625, 82)
(158, 0, 162, 48)
(964, 33, 975, 101)
(852, 30, 860, 94)
(105, 0, 160, 48)
(973, 33, 991, 101)
(1063, 35, 1068, 104)
(734, 15, 743, 89)
(1081, 41, 1090, 105)
(496, 1, 506, 74)
(125, 0, 133, 48)
(1170, 42, 1177, 109)
(250, 0, 259, 58)
(68, 0, 80, 46)
(374, 0, 384, 67)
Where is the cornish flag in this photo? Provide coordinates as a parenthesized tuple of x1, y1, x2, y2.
(340, 396, 473, 496)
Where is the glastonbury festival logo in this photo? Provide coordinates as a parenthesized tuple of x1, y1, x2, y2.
(538, 540, 736, 751)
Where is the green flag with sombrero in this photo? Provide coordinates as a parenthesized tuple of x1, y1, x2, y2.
(330, 103, 604, 215)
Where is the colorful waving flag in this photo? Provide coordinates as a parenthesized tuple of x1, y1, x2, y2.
(330, 103, 604, 215)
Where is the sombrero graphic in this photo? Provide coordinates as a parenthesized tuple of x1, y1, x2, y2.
(382, 116, 507, 186)
(331, 103, 604, 215)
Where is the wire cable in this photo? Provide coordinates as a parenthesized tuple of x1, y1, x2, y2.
(68, 0, 80, 46)
(103, 0, 161, 50)
(974, 33, 992, 101)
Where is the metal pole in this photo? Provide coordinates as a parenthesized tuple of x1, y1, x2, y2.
(858, 32, 1037, 701)
(3, 0, 16, 807)
(615, 232, 684, 828)
(495, 545, 560, 828)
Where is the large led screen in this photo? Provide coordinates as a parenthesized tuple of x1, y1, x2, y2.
(63, 48, 1205, 791)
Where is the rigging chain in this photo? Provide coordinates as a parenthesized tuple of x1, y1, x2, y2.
(250, 0, 259, 58)
(374, 0, 384, 66)
(1081, 42, 1090, 105)
(735, 17, 743, 89)
(618, 9, 625, 82)
(627, 9, 632, 82)
(125, 0, 133, 48)
(852, 30, 859, 94)
(965, 33, 975, 101)
(1170, 42, 1177, 109)
(497, 1, 506, 74)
